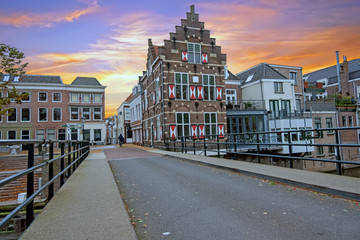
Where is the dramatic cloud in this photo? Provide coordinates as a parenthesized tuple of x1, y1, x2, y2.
(0, 0, 99, 27)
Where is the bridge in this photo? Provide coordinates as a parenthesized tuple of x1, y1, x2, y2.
(5, 142, 358, 240)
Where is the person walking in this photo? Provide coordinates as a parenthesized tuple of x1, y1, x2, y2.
(118, 134, 124, 147)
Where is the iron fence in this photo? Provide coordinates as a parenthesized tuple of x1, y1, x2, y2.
(0, 140, 90, 230)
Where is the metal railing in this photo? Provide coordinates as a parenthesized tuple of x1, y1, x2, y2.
(157, 127, 360, 176)
(226, 100, 265, 110)
(0, 140, 90, 230)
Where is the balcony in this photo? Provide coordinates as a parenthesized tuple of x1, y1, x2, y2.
(268, 110, 312, 120)
(226, 100, 265, 111)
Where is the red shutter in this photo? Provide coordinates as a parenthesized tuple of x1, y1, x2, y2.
(190, 85, 196, 100)
(218, 124, 224, 138)
(169, 84, 175, 99)
(191, 125, 198, 139)
(216, 87, 222, 100)
(197, 86, 203, 100)
(182, 51, 188, 62)
(202, 53, 208, 64)
(170, 125, 177, 139)
(154, 127, 157, 140)
(198, 125, 205, 139)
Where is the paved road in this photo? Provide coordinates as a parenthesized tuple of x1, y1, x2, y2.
(105, 147, 360, 240)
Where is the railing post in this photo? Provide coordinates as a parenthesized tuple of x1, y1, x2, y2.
(173, 139, 176, 152)
(26, 143, 34, 227)
(217, 135, 220, 158)
(76, 142, 79, 168)
(68, 141, 72, 177)
(72, 142, 76, 172)
(256, 133, 260, 164)
(234, 135, 237, 153)
(193, 137, 196, 155)
(335, 129, 342, 175)
(181, 136, 184, 153)
(184, 137, 187, 153)
(203, 136, 207, 156)
(60, 143, 65, 187)
(288, 131, 293, 168)
(48, 142, 54, 200)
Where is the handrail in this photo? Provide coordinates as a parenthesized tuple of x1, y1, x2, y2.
(0, 140, 90, 230)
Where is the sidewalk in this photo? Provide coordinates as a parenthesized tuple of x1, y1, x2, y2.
(148, 149, 360, 201)
(20, 151, 137, 240)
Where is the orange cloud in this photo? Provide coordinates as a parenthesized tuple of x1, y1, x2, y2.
(0, 0, 99, 27)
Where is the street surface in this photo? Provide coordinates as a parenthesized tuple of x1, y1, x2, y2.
(105, 147, 360, 240)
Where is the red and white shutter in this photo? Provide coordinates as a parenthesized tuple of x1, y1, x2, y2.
(169, 84, 175, 99)
(218, 124, 224, 138)
(190, 86, 196, 100)
(216, 87, 222, 100)
(191, 125, 198, 139)
(197, 86, 203, 100)
(202, 53, 208, 64)
(199, 125, 205, 139)
(182, 51, 188, 62)
(153, 92, 155, 104)
(160, 126, 163, 140)
(154, 127, 157, 140)
(170, 125, 177, 139)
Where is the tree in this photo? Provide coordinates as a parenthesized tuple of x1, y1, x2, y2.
(0, 43, 29, 115)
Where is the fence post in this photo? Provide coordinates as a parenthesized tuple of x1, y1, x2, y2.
(173, 139, 176, 152)
(60, 143, 65, 187)
(184, 137, 187, 153)
(48, 142, 54, 200)
(288, 131, 293, 168)
(234, 135, 237, 153)
(256, 133, 260, 164)
(72, 142, 76, 172)
(193, 137, 196, 155)
(181, 136, 184, 153)
(203, 136, 207, 156)
(335, 129, 342, 175)
(26, 144, 35, 227)
(217, 135, 220, 158)
(68, 141, 72, 177)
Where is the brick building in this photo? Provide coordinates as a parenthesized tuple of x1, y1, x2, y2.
(140, 5, 227, 147)
(0, 75, 106, 145)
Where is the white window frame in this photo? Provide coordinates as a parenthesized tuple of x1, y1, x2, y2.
(21, 108, 31, 122)
(21, 92, 31, 102)
(38, 92, 47, 102)
(82, 93, 91, 103)
(93, 94, 102, 103)
(204, 112, 217, 138)
(53, 92, 62, 102)
(82, 107, 91, 120)
(93, 107, 102, 120)
(176, 112, 190, 139)
(70, 107, 79, 120)
(36, 129, 45, 140)
(174, 72, 189, 100)
(225, 89, 237, 104)
(289, 71, 297, 85)
(125, 108, 131, 121)
(187, 43, 201, 64)
(47, 129, 56, 140)
(274, 82, 283, 93)
(53, 108, 62, 122)
(38, 108, 48, 122)
(203, 74, 216, 101)
(8, 108, 17, 122)
(70, 93, 79, 103)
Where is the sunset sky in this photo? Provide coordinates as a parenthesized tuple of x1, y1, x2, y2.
(1, 0, 359, 117)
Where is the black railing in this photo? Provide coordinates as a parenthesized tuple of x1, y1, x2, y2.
(0, 140, 90, 230)
(157, 127, 360, 176)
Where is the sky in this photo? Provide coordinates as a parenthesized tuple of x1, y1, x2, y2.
(1, 0, 360, 117)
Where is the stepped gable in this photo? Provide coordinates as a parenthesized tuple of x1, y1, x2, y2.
(71, 77, 102, 86)
(236, 63, 287, 84)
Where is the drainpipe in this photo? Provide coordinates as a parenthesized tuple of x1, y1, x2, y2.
(161, 60, 165, 144)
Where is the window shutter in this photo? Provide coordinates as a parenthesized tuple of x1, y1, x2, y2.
(218, 124, 224, 138)
(160, 126, 163, 140)
(153, 92, 155, 104)
(154, 127, 157, 140)
(170, 125, 177, 139)
(190, 85, 196, 100)
(198, 125, 205, 139)
(169, 84, 175, 99)
(182, 51, 188, 62)
(216, 87, 222, 100)
(202, 53, 208, 64)
(191, 125, 198, 139)
(197, 86, 203, 100)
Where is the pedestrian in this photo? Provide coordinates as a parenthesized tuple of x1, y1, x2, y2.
(118, 134, 124, 147)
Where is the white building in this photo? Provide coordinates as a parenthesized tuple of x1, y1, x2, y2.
(128, 84, 142, 144)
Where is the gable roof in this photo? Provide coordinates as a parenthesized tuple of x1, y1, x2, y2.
(235, 63, 287, 83)
(304, 58, 360, 84)
(1, 74, 63, 84)
(226, 70, 239, 80)
(71, 77, 102, 86)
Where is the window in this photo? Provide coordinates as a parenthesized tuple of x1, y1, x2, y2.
(38, 92, 47, 102)
(226, 89, 236, 104)
(326, 118, 333, 133)
(71, 129, 78, 140)
(203, 75, 216, 101)
(93, 94, 102, 103)
(8, 131, 16, 139)
(53, 92, 61, 102)
(21, 108, 30, 122)
(94, 107, 102, 120)
(70, 107, 79, 120)
(205, 112, 217, 138)
(58, 129, 66, 140)
(83, 129, 90, 141)
(281, 100, 291, 116)
(316, 146, 324, 156)
(125, 108, 131, 120)
(47, 129, 56, 140)
(21, 130, 30, 139)
(82, 107, 90, 120)
(314, 118, 322, 129)
(328, 146, 335, 155)
(70, 93, 79, 103)
(289, 72, 297, 85)
(175, 73, 189, 100)
(38, 108, 47, 122)
(8, 108, 17, 122)
(291, 128, 298, 141)
(94, 129, 102, 141)
(274, 82, 283, 93)
(82, 93, 91, 103)
(349, 116, 353, 127)
(36, 129, 45, 139)
(53, 108, 62, 121)
(176, 113, 190, 138)
(342, 116, 347, 127)
(269, 100, 279, 118)
(187, 43, 201, 64)
(21, 92, 30, 102)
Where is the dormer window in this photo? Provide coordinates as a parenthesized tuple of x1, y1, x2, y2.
(3, 76, 9, 82)
(14, 76, 19, 82)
